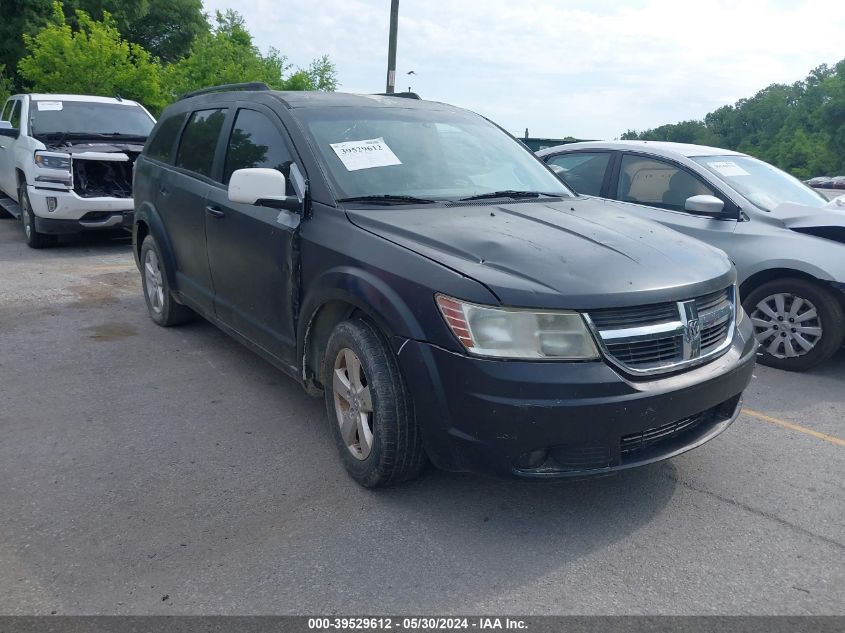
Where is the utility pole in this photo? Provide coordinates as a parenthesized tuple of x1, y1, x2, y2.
(385, 0, 399, 93)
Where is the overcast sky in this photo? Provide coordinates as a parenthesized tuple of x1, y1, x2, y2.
(201, 0, 845, 139)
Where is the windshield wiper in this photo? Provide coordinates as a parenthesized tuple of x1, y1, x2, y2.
(100, 132, 148, 141)
(459, 190, 562, 201)
(336, 194, 438, 206)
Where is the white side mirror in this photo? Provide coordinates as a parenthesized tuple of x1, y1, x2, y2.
(228, 167, 300, 210)
(685, 194, 725, 215)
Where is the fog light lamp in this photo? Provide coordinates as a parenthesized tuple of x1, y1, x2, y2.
(46, 197, 57, 212)
(515, 449, 548, 470)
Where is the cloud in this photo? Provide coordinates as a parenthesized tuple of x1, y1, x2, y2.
(202, 0, 845, 139)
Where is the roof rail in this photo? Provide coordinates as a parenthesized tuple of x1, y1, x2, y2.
(372, 91, 421, 100)
(179, 82, 271, 101)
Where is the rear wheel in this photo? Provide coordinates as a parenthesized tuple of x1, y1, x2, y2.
(19, 184, 52, 249)
(743, 278, 844, 371)
(322, 319, 426, 487)
(140, 235, 194, 326)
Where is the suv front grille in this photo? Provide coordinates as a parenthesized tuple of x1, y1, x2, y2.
(586, 286, 735, 375)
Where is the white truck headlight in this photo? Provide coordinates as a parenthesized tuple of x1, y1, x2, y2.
(436, 294, 600, 360)
(34, 151, 71, 171)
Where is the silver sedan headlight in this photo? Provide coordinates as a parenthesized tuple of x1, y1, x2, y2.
(436, 294, 600, 360)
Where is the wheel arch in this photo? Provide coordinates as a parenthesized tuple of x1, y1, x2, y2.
(298, 269, 428, 395)
(739, 267, 845, 311)
(133, 202, 178, 286)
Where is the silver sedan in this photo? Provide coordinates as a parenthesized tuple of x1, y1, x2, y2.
(538, 140, 845, 371)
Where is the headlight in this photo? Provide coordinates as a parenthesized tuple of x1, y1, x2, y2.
(34, 151, 71, 170)
(436, 294, 600, 360)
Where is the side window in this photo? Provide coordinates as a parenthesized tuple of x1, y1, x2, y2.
(1, 99, 12, 122)
(175, 108, 227, 178)
(617, 154, 715, 212)
(223, 109, 293, 189)
(146, 113, 187, 163)
(547, 152, 611, 196)
(9, 100, 21, 129)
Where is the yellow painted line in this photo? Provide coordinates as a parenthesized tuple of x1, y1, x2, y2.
(743, 407, 845, 447)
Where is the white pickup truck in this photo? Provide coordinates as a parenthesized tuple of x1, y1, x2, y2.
(0, 93, 156, 248)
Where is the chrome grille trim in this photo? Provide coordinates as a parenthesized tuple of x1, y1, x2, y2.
(584, 286, 736, 376)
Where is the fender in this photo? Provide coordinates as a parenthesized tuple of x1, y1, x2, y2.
(738, 256, 843, 289)
(297, 265, 430, 378)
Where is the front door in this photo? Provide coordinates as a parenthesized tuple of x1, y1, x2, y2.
(610, 153, 738, 251)
(204, 107, 301, 363)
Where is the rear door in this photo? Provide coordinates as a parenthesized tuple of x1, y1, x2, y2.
(608, 152, 739, 248)
(163, 107, 229, 313)
(204, 105, 301, 363)
(543, 150, 615, 197)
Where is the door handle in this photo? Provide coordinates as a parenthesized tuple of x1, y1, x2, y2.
(205, 205, 225, 218)
(158, 185, 169, 197)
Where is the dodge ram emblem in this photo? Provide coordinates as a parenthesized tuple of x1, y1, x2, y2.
(684, 318, 701, 343)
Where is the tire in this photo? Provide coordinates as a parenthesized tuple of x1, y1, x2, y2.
(322, 318, 426, 487)
(19, 184, 52, 249)
(743, 277, 845, 372)
(139, 235, 194, 327)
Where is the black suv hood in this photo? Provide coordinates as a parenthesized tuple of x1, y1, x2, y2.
(346, 198, 734, 310)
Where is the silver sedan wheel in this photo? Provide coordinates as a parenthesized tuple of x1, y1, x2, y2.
(750, 292, 823, 359)
(143, 249, 165, 314)
(332, 347, 374, 460)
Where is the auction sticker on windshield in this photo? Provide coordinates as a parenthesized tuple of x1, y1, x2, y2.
(330, 137, 402, 171)
(707, 160, 750, 177)
(36, 101, 63, 111)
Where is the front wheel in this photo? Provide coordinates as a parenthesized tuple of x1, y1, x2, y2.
(743, 278, 845, 371)
(19, 184, 52, 249)
(322, 319, 426, 487)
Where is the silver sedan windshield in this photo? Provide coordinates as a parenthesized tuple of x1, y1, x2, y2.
(693, 155, 827, 212)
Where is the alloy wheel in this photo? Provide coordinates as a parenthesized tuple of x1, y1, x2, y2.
(750, 292, 823, 359)
(332, 347, 374, 460)
(143, 249, 165, 314)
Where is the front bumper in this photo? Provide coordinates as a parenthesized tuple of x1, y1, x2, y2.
(27, 185, 133, 222)
(33, 212, 134, 235)
(398, 316, 757, 478)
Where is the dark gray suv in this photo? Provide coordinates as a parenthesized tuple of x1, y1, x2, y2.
(133, 84, 756, 487)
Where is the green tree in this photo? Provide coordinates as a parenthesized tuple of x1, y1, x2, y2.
(622, 59, 845, 177)
(18, 3, 165, 112)
(163, 10, 337, 99)
(0, 65, 15, 104)
(62, 0, 209, 63)
(0, 0, 53, 90)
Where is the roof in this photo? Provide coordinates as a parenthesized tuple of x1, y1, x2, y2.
(23, 94, 142, 106)
(537, 139, 746, 158)
(267, 91, 459, 112)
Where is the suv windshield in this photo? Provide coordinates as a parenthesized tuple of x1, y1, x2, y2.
(296, 105, 572, 202)
(692, 155, 827, 212)
(30, 100, 155, 138)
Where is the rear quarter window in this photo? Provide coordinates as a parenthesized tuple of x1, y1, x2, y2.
(146, 113, 187, 163)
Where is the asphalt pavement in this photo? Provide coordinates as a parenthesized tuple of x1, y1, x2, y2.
(0, 217, 842, 615)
